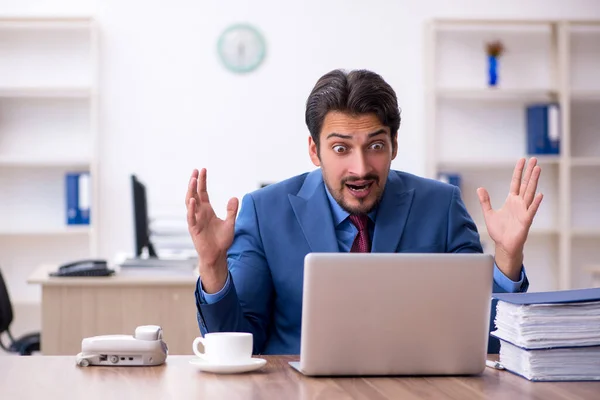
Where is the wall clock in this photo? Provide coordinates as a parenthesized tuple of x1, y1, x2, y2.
(217, 23, 266, 73)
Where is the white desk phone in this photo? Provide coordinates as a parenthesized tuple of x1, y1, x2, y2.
(76, 325, 168, 367)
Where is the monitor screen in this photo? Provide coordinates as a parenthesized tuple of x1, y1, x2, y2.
(131, 175, 157, 258)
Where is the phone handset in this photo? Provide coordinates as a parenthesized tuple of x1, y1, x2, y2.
(135, 325, 163, 341)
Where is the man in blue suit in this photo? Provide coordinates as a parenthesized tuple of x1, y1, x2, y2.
(186, 69, 543, 355)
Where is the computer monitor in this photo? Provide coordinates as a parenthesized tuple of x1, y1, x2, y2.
(131, 174, 157, 258)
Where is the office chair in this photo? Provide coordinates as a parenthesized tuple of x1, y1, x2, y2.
(0, 267, 41, 355)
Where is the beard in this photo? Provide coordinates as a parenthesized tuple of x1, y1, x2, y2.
(325, 173, 383, 215)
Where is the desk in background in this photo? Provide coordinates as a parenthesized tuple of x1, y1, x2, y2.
(27, 264, 199, 355)
(1, 355, 600, 399)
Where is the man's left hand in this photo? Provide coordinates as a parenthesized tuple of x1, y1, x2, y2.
(477, 157, 544, 281)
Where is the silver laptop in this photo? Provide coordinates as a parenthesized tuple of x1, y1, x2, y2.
(290, 252, 494, 376)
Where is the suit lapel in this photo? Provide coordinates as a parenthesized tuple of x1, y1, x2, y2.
(289, 169, 339, 253)
(371, 172, 415, 253)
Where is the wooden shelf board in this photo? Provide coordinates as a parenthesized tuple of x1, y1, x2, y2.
(0, 226, 91, 236)
(571, 229, 600, 238)
(0, 16, 93, 29)
(571, 90, 600, 102)
(436, 88, 557, 101)
(438, 156, 561, 171)
(0, 156, 91, 168)
(571, 157, 600, 167)
(0, 86, 91, 99)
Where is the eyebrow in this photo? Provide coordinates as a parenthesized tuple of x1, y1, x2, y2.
(326, 129, 387, 140)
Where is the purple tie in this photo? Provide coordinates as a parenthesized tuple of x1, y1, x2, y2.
(349, 214, 370, 253)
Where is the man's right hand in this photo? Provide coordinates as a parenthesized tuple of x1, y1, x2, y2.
(185, 168, 239, 294)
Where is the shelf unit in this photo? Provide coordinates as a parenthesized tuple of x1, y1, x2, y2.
(425, 19, 600, 292)
(0, 16, 99, 304)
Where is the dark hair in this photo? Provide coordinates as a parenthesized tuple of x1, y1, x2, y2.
(305, 69, 401, 151)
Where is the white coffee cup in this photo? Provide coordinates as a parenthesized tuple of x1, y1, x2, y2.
(192, 332, 253, 364)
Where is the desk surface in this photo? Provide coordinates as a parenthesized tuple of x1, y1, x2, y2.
(1, 355, 599, 400)
(27, 264, 198, 286)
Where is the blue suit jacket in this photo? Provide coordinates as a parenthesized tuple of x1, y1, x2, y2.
(195, 169, 528, 354)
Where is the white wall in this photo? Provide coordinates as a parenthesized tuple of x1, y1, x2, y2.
(2, 0, 600, 261)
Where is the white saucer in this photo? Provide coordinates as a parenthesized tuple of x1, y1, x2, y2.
(189, 357, 267, 374)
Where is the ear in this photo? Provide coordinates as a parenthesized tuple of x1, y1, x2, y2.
(309, 136, 321, 167)
(391, 132, 398, 160)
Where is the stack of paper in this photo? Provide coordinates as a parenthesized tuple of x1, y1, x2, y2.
(491, 288, 600, 381)
(149, 215, 196, 258)
(498, 341, 600, 381)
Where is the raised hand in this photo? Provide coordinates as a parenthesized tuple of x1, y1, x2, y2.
(186, 168, 239, 293)
(476, 157, 544, 281)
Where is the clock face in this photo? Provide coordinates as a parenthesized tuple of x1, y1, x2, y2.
(217, 24, 266, 73)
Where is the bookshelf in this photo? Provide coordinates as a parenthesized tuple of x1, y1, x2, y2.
(425, 19, 600, 292)
(0, 16, 99, 304)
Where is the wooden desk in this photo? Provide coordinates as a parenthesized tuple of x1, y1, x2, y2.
(27, 264, 200, 355)
(1, 355, 599, 399)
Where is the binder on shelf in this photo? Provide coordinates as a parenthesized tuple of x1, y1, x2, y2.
(491, 288, 600, 381)
(66, 172, 91, 225)
(526, 103, 560, 155)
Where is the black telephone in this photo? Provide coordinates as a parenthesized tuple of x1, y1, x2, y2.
(50, 259, 115, 277)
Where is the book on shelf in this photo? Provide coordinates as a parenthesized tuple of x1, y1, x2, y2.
(65, 172, 91, 225)
(526, 103, 560, 155)
(491, 288, 600, 381)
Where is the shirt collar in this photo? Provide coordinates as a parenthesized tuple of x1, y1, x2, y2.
(324, 183, 378, 227)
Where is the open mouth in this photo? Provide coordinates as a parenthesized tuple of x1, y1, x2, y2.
(344, 181, 375, 200)
(345, 182, 373, 192)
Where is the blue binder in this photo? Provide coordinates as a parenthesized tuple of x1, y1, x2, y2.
(493, 287, 600, 305)
(66, 173, 80, 225)
(65, 172, 91, 225)
(526, 103, 560, 155)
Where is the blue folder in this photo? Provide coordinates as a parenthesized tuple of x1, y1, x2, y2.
(66, 173, 81, 225)
(526, 103, 560, 155)
(493, 287, 600, 305)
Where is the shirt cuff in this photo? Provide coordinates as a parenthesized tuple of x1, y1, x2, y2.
(198, 273, 231, 304)
(493, 263, 525, 293)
